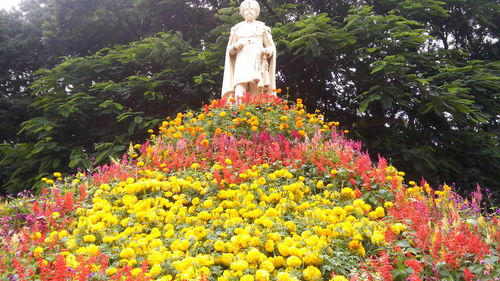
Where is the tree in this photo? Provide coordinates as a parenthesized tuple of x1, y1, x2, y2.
(1, 0, 498, 202)
(267, 2, 499, 199)
(0, 32, 213, 193)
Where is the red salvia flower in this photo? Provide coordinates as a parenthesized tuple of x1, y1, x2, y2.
(463, 268, 476, 281)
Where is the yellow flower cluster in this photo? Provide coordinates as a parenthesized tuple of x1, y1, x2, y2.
(64, 164, 395, 280)
(150, 98, 341, 145)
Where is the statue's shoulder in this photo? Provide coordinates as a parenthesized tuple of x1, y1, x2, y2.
(255, 21, 271, 32)
(231, 21, 271, 33)
(231, 22, 245, 33)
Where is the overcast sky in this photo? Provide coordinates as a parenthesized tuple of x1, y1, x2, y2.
(0, 0, 21, 11)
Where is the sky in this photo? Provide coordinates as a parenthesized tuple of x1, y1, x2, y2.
(0, 0, 22, 11)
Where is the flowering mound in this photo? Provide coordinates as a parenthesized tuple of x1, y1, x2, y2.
(1, 95, 499, 281)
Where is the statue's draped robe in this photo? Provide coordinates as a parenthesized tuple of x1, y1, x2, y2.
(221, 20, 276, 99)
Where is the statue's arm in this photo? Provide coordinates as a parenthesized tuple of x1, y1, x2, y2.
(228, 26, 242, 55)
(262, 26, 276, 58)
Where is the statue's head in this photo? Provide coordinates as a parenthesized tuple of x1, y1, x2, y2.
(239, 0, 260, 22)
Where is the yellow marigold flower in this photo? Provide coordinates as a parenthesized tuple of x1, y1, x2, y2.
(192, 197, 200, 205)
(51, 212, 60, 219)
(53, 172, 62, 178)
(241, 275, 255, 281)
(219, 111, 227, 117)
(246, 248, 262, 263)
(49, 231, 59, 240)
(390, 223, 407, 235)
(344, 205, 355, 213)
(260, 218, 273, 228)
(150, 239, 163, 248)
(120, 247, 135, 259)
(303, 266, 322, 281)
(375, 206, 385, 218)
(102, 236, 114, 243)
(256, 269, 270, 281)
(178, 239, 190, 251)
(34, 246, 43, 257)
(348, 240, 361, 250)
(83, 234, 96, 243)
(332, 276, 349, 281)
(276, 272, 292, 281)
(214, 240, 225, 252)
(230, 260, 249, 271)
(384, 201, 394, 208)
(198, 211, 211, 221)
(150, 264, 162, 276)
(225, 158, 232, 165)
(131, 268, 143, 276)
(260, 259, 275, 272)
(371, 230, 385, 245)
(126, 258, 138, 267)
(303, 253, 321, 266)
(316, 180, 324, 188)
(341, 187, 355, 198)
(106, 267, 117, 276)
(252, 126, 258, 131)
(122, 195, 137, 206)
(87, 244, 99, 256)
(286, 255, 302, 268)
(285, 221, 296, 232)
(219, 253, 233, 266)
(257, 177, 267, 186)
(203, 199, 213, 209)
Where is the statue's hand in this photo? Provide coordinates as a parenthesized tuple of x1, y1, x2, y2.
(229, 42, 244, 55)
(261, 47, 273, 57)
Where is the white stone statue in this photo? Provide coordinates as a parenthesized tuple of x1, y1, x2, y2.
(221, 0, 277, 100)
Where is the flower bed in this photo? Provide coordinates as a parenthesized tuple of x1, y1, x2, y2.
(1, 95, 498, 280)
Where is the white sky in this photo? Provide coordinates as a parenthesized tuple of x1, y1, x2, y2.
(0, 0, 22, 11)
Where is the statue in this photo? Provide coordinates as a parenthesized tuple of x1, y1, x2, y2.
(221, 0, 277, 100)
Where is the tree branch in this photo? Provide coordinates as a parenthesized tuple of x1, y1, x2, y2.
(258, 0, 276, 16)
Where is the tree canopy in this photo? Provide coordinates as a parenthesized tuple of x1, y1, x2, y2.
(1, 0, 499, 200)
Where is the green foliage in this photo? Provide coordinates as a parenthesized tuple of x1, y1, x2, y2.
(0, 32, 211, 193)
(268, 3, 499, 200)
(335, 6, 500, 195)
(0, 0, 499, 201)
